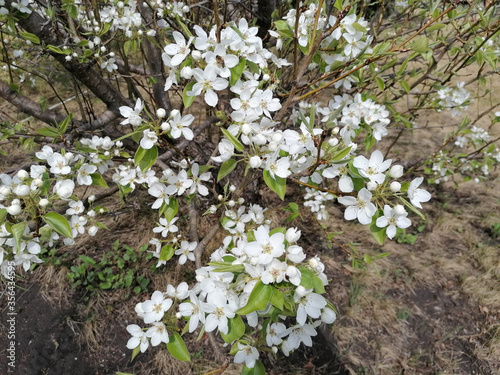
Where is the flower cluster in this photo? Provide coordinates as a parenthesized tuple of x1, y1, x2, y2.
(437, 82, 472, 117)
(127, 220, 336, 368)
(0, 137, 125, 277)
(427, 124, 500, 184)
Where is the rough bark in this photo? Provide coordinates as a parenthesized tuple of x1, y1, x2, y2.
(5, 0, 132, 114)
(256, 0, 276, 39)
(0, 80, 83, 127)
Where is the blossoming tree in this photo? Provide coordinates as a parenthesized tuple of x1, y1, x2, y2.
(0, 0, 499, 372)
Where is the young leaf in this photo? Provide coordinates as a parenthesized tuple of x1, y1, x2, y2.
(217, 158, 238, 182)
(43, 212, 73, 238)
(167, 332, 191, 362)
(263, 170, 286, 200)
(242, 361, 266, 375)
(163, 198, 178, 222)
(91, 173, 109, 188)
(220, 315, 245, 343)
(19, 32, 40, 44)
(221, 128, 243, 152)
(12, 222, 26, 253)
(0, 208, 7, 226)
(134, 145, 158, 172)
(36, 127, 60, 138)
(182, 82, 196, 109)
(159, 245, 175, 262)
(230, 58, 246, 86)
(270, 287, 284, 310)
(236, 281, 272, 315)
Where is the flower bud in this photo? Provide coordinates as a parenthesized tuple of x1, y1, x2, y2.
(308, 257, 319, 269)
(268, 142, 278, 152)
(14, 185, 30, 197)
(191, 50, 202, 60)
(156, 108, 166, 118)
(366, 181, 377, 191)
(228, 200, 235, 207)
(394, 204, 406, 215)
(34, 178, 43, 187)
(229, 185, 236, 192)
(88, 226, 98, 236)
(390, 181, 401, 192)
(271, 133, 282, 143)
(39, 198, 49, 208)
(218, 195, 223, 201)
(17, 170, 29, 180)
(328, 138, 339, 147)
(88, 194, 96, 202)
(389, 165, 404, 178)
(272, 346, 278, 354)
(161, 122, 171, 132)
(249, 156, 262, 169)
(241, 123, 252, 135)
(285, 227, 301, 243)
(12, 199, 20, 205)
(238, 198, 244, 204)
(295, 285, 307, 297)
(7, 204, 22, 216)
(0, 186, 11, 197)
(180, 66, 192, 79)
(321, 307, 337, 324)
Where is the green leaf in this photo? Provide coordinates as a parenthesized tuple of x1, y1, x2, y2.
(134, 145, 158, 172)
(411, 37, 429, 54)
(312, 276, 325, 294)
(57, 114, 72, 134)
(375, 77, 385, 91)
(331, 146, 352, 162)
(99, 281, 112, 289)
(47, 45, 65, 54)
(427, 23, 446, 32)
(91, 173, 109, 188)
(263, 170, 286, 200)
(220, 315, 245, 343)
(242, 360, 266, 375)
(217, 158, 238, 182)
(369, 210, 386, 245)
(400, 80, 410, 94)
(182, 82, 196, 108)
(19, 32, 40, 44)
(230, 58, 246, 86)
(167, 332, 191, 362)
(270, 287, 284, 310)
(12, 222, 26, 253)
(208, 261, 244, 273)
(36, 126, 60, 138)
(131, 346, 141, 361)
(398, 196, 426, 221)
(163, 198, 178, 222)
(236, 281, 272, 315)
(0, 208, 7, 226)
(159, 245, 175, 262)
(221, 128, 243, 152)
(299, 267, 315, 289)
(44, 212, 73, 238)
